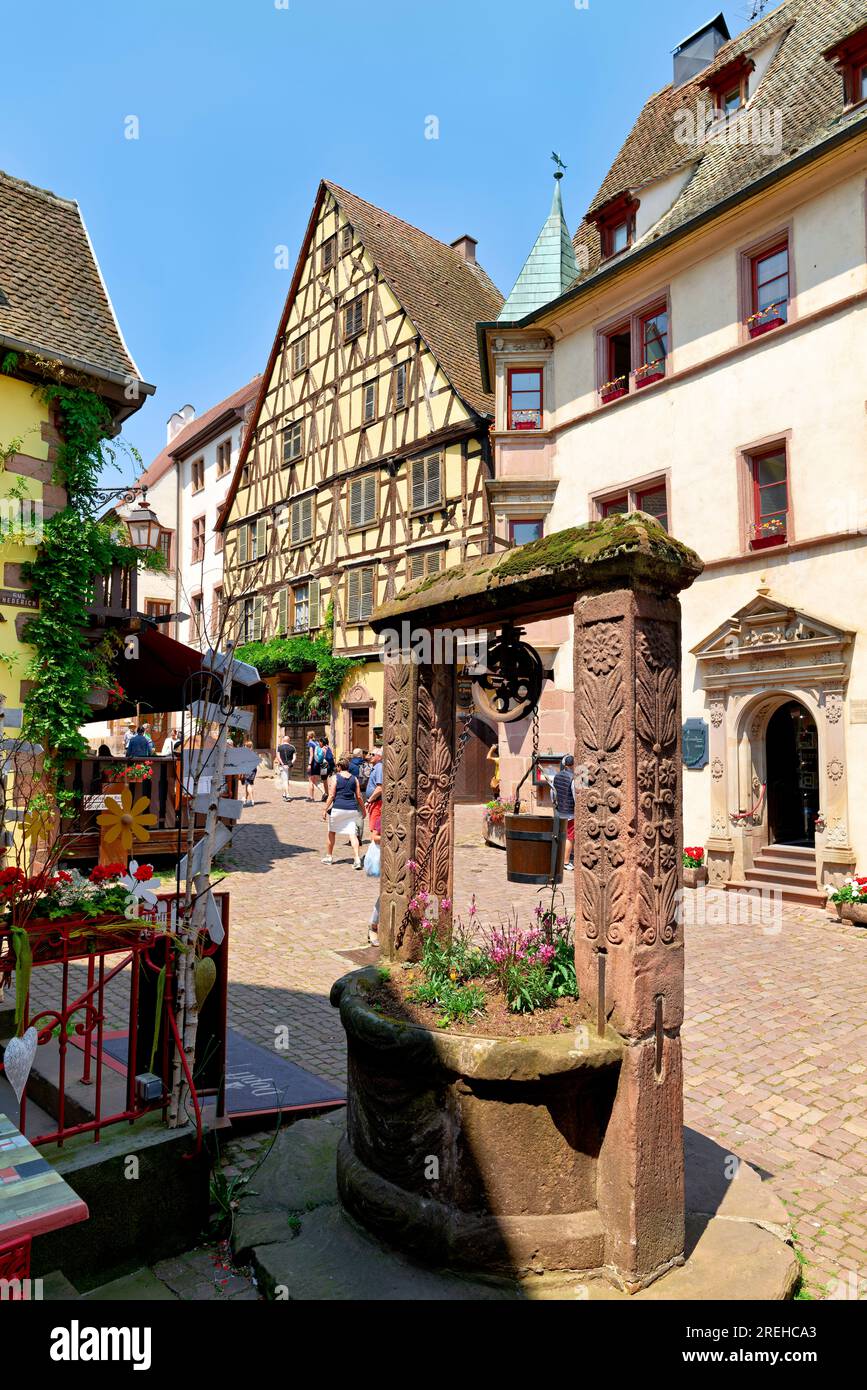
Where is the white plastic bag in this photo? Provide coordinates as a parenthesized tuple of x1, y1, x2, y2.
(364, 841, 381, 877)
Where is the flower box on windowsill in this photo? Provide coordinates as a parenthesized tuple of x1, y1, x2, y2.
(635, 367, 666, 390)
(600, 381, 628, 405)
(747, 315, 785, 339)
(749, 525, 787, 551)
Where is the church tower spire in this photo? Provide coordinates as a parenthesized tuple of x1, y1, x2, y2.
(499, 159, 580, 320)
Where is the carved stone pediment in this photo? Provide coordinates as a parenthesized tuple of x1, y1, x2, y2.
(693, 594, 853, 690)
(343, 682, 374, 706)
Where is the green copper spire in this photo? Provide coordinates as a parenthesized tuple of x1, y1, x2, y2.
(498, 165, 580, 321)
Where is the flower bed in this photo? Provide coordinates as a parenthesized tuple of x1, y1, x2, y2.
(483, 798, 510, 849)
(600, 376, 628, 404)
(683, 846, 707, 888)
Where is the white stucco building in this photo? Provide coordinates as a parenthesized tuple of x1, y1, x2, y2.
(480, 1, 867, 902)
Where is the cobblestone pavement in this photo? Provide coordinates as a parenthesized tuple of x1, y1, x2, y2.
(220, 775, 867, 1299)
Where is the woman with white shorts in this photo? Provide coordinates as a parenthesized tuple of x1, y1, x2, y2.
(322, 756, 366, 868)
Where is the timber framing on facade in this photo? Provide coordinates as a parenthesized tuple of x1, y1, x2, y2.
(216, 181, 503, 688)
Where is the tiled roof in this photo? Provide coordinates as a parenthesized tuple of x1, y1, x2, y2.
(0, 169, 145, 385)
(567, 0, 867, 302)
(324, 181, 503, 416)
(499, 175, 580, 321)
(139, 377, 261, 488)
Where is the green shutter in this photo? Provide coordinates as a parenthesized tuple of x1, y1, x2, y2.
(308, 579, 320, 631)
(290, 501, 300, 546)
(412, 458, 426, 511)
(253, 595, 263, 641)
(347, 571, 359, 624)
(278, 587, 288, 634)
(238, 524, 248, 565)
(256, 516, 267, 558)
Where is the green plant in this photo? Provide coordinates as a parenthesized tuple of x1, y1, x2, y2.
(236, 632, 356, 714)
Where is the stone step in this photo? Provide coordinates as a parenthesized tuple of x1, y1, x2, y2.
(726, 877, 825, 909)
(755, 845, 816, 868)
(748, 865, 818, 888)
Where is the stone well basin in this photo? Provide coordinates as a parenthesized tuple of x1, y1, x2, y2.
(330, 967, 623, 1278)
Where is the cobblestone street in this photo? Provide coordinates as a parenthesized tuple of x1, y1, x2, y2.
(219, 775, 867, 1298)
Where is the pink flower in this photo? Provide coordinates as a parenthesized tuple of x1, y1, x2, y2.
(408, 898, 419, 912)
(441, 898, 451, 911)
(407, 859, 419, 872)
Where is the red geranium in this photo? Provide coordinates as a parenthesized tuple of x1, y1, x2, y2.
(133, 864, 154, 882)
(89, 863, 125, 884)
(0, 867, 25, 886)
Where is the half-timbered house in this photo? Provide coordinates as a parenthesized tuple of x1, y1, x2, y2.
(217, 180, 503, 795)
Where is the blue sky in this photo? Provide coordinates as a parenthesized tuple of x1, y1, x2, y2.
(0, 0, 755, 474)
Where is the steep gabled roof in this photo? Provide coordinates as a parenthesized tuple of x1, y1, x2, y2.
(0, 169, 151, 394)
(561, 0, 867, 309)
(323, 181, 502, 415)
(217, 180, 503, 530)
(499, 174, 580, 320)
(138, 377, 261, 490)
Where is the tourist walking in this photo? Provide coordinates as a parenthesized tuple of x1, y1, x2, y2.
(276, 730, 296, 801)
(306, 733, 321, 801)
(240, 739, 258, 806)
(364, 749, 384, 943)
(318, 737, 335, 800)
(322, 756, 365, 868)
(552, 753, 576, 872)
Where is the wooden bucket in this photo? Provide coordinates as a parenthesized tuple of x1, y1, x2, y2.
(504, 812, 566, 885)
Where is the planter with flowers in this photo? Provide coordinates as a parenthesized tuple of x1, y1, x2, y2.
(600, 375, 628, 404)
(635, 360, 666, 389)
(683, 846, 707, 888)
(332, 894, 622, 1276)
(826, 875, 867, 925)
(483, 798, 510, 849)
(750, 517, 786, 551)
(746, 303, 785, 339)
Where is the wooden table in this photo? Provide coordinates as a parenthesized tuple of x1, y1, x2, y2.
(0, 1113, 89, 1296)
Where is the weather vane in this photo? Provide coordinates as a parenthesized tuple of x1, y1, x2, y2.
(551, 151, 567, 179)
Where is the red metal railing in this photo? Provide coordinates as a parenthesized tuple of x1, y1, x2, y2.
(0, 893, 227, 1148)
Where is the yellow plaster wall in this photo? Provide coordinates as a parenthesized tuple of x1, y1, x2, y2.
(0, 376, 52, 714)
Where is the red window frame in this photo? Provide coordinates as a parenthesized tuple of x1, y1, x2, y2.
(601, 494, 629, 519)
(637, 306, 669, 385)
(857, 61, 867, 103)
(749, 446, 788, 549)
(508, 517, 544, 545)
(191, 515, 206, 564)
(751, 241, 790, 324)
(636, 483, 668, 531)
(507, 368, 543, 431)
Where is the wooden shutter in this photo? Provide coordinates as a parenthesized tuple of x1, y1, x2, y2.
(410, 552, 424, 581)
(360, 568, 374, 621)
(303, 496, 313, 540)
(428, 549, 442, 574)
(290, 501, 300, 546)
(308, 579, 320, 631)
(347, 571, 360, 624)
(252, 595, 263, 641)
(238, 524, 248, 565)
(426, 454, 441, 507)
(349, 478, 363, 528)
(412, 458, 426, 511)
(278, 588, 288, 634)
(363, 474, 376, 524)
(256, 516, 267, 558)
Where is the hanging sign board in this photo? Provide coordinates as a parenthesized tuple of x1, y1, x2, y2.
(221, 745, 260, 777)
(189, 700, 254, 734)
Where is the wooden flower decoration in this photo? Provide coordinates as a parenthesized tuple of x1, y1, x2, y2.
(97, 787, 157, 852)
(23, 806, 54, 844)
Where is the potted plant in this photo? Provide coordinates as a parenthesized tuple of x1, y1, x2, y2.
(826, 876, 867, 925)
(683, 846, 707, 888)
(483, 798, 510, 849)
(599, 375, 628, 404)
(746, 303, 785, 339)
(635, 360, 665, 389)
(750, 517, 787, 551)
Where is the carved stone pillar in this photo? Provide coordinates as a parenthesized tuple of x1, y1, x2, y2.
(380, 655, 456, 962)
(573, 586, 685, 1291)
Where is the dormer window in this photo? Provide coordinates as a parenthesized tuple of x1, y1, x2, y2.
(700, 55, 754, 119)
(588, 192, 639, 261)
(823, 26, 867, 108)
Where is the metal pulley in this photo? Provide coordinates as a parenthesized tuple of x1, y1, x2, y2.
(468, 624, 545, 724)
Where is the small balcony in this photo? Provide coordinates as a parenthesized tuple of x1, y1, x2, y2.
(56, 756, 211, 860)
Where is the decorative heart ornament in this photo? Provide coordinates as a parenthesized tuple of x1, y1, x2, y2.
(194, 957, 217, 1011)
(5, 1027, 38, 1103)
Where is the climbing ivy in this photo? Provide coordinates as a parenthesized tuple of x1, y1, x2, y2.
(234, 630, 358, 713)
(0, 369, 163, 783)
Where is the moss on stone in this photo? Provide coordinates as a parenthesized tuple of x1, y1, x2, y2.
(492, 513, 697, 581)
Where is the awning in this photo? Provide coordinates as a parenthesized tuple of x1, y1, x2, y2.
(102, 626, 264, 719)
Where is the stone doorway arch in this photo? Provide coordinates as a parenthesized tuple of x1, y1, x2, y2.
(693, 592, 855, 890)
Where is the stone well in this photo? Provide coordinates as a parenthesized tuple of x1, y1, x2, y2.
(332, 967, 622, 1276)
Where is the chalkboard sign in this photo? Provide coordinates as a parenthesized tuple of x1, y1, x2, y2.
(682, 719, 709, 770)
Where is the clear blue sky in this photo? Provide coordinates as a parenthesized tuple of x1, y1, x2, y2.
(0, 0, 756, 474)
